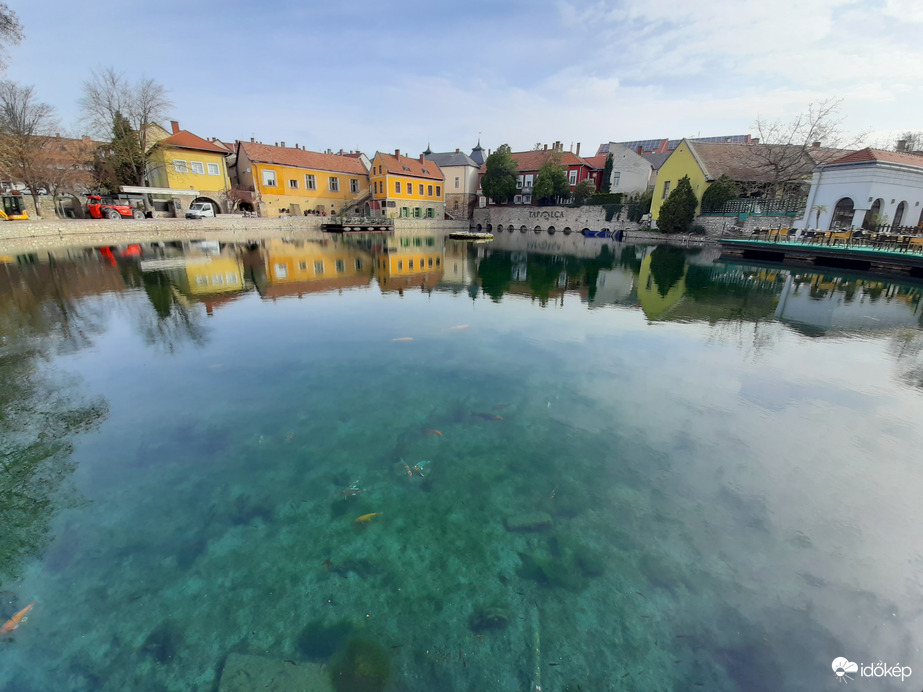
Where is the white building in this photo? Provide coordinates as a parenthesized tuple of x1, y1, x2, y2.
(423, 146, 481, 219)
(796, 148, 923, 230)
(600, 142, 655, 195)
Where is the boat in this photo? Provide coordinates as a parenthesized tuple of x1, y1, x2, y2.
(582, 229, 625, 240)
(449, 231, 494, 241)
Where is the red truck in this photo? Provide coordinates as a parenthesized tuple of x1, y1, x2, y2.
(86, 195, 145, 220)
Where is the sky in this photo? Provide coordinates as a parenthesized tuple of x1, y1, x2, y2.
(2, 0, 921, 157)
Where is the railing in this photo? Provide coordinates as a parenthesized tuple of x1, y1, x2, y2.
(702, 198, 803, 216)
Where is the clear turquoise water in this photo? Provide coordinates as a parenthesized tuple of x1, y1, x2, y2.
(2, 231, 923, 691)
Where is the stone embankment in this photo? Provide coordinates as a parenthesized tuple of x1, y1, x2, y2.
(0, 216, 468, 253)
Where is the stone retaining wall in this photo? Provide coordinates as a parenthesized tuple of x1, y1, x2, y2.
(472, 205, 642, 233)
(695, 213, 798, 236)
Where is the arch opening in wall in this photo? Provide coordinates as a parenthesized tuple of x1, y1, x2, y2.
(830, 197, 854, 229)
(894, 201, 907, 227)
(193, 196, 221, 213)
(533, 226, 542, 233)
(486, 224, 492, 232)
(863, 198, 884, 229)
(563, 227, 572, 235)
(520, 225, 527, 233)
(476, 223, 482, 231)
(547, 226, 556, 235)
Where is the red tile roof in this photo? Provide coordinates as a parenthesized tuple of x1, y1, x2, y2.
(376, 152, 443, 181)
(581, 154, 609, 169)
(158, 130, 229, 154)
(241, 142, 369, 175)
(509, 149, 585, 173)
(824, 147, 923, 168)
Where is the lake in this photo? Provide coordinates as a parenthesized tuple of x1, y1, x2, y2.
(1, 228, 922, 691)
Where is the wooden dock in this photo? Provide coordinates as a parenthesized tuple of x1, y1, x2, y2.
(718, 238, 923, 280)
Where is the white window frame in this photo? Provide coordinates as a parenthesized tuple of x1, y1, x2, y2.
(262, 169, 277, 187)
(568, 170, 578, 185)
(190, 161, 205, 175)
(514, 195, 523, 204)
(525, 174, 534, 188)
(328, 176, 339, 192)
(207, 162, 221, 176)
(612, 171, 620, 187)
(517, 175, 523, 189)
(305, 174, 316, 190)
(523, 195, 532, 204)
(454, 176, 460, 189)
(173, 159, 188, 173)
(395, 181, 401, 194)
(289, 179, 299, 189)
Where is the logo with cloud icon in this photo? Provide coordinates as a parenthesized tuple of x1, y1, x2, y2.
(832, 657, 859, 682)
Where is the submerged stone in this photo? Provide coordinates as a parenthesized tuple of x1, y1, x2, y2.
(298, 618, 356, 661)
(469, 604, 510, 633)
(504, 511, 553, 532)
(330, 638, 390, 692)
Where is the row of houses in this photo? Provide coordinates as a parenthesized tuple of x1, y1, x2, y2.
(4, 118, 923, 230)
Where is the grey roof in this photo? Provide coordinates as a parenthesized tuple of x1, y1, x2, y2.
(641, 152, 670, 171)
(469, 140, 486, 166)
(426, 150, 479, 167)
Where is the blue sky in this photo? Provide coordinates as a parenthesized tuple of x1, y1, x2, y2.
(4, 0, 921, 156)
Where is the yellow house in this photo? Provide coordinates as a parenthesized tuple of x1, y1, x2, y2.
(370, 150, 444, 219)
(234, 142, 370, 217)
(256, 237, 374, 297)
(649, 139, 709, 222)
(146, 121, 232, 213)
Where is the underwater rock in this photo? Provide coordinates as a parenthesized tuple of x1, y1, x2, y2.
(141, 620, 183, 664)
(219, 653, 333, 692)
(469, 605, 510, 633)
(517, 552, 585, 591)
(330, 638, 390, 692)
(504, 511, 553, 532)
(298, 619, 356, 661)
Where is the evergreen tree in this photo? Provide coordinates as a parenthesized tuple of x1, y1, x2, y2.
(600, 153, 613, 193)
(657, 175, 697, 233)
(627, 188, 652, 223)
(480, 144, 518, 204)
(700, 174, 740, 212)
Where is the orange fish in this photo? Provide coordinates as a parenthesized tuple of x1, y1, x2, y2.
(392, 337, 413, 342)
(448, 324, 469, 330)
(471, 412, 503, 421)
(425, 429, 443, 437)
(355, 512, 380, 524)
(1, 601, 36, 634)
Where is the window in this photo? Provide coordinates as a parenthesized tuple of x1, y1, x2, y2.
(409, 259, 414, 269)
(525, 174, 533, 188)
(305, 174, 316, 190)
(435, 257, 440, 266)
(425, 207, 434, 218)
(289, 179, 299, 189)
(397, 260, 403, 270)
(523, 195, 532, 204)
(314, 261, 324, 274)
(190, 161, 205, 175)
(350, 179, 359, 193)
(662, 181, 671, 199)
(355, 259, 363, 270)
(514, 195, 522, 204)
(568, 170, 578, 185)
(336, 259, 345, 273)
(413, 207, 421, 218)
(395, 181, 401, 194)
(274, 263, 287, 279)
(455, 176, 460, 189)
(435, 185, 441, 196)
(517, 175, 523, 189)
(400, 207, 409, 217)
(207, 162, 220, 176)
(262, 169, 277, 187)
(328, 176, 339, 192)
(298, 261, 307, 270)
(173, 159, 188, 173)
(428, 257, 433, 267)
(454, 201, 459, 210)
(419, 184, 424, 196)
(612, 172, 620, 187)
(427, 184, 433, 196)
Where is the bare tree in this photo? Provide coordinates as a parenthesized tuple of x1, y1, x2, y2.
(749, 98, 866, 196)
(0, 2, 23, 74)
(0, 81, 58, 216)
(80, 68, 171, 187)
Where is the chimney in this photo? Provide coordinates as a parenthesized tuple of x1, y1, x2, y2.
(576, 142, 581, 157)
(637, 145, 643, 155)
(420, 154, 424, 163)
(897, 139, 908, 152)
(544, 144, 548, 151)
(55, 133, 60, 138)
(455, 148, 460, 153)
(250, 137, 254, 143)
(811, 141, 820, 148)
(295, 143, 299, 149)
(395, 149, 400, 157)
(751, 138, 759, 145)
(281, 141, 285, 148)
(171, 121, 180, 134)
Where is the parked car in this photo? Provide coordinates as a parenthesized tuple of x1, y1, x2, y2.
(185, 202, 216, 219)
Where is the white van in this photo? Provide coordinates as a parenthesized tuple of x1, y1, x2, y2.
(185, 202, 216, 219)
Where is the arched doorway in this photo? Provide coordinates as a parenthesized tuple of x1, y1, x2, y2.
(830, 197, 854, 229)
(862, 198, 884, 229)
(894, 201, 907, 228)
(193, 196, 221, 213)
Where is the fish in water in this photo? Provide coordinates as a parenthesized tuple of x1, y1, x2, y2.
(471, 412, 503, 421)
(1, 601, 36, 634)
(341, 484, 364, 499)
(448, 324, 469, 330)
(355, 512, 380, 524)
(425, 429, 443, 437)
(392, 337, 413, 342)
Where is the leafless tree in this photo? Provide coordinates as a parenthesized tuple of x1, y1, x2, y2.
(0, 2, 23, 74)
(0, 81, 58, 216)
(749, 98, 867, 197)
(80, 68, 172, 187)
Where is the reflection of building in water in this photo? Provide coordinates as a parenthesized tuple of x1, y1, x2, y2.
(255, 237, 374, 299)
(437, 240, 478, 293)
(138, 244, 248, 314)
(371, 233, 445, 293)
(637, 248, 687, 320)
(586, 267, 635, 306)
(774, 273, 923, 333)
